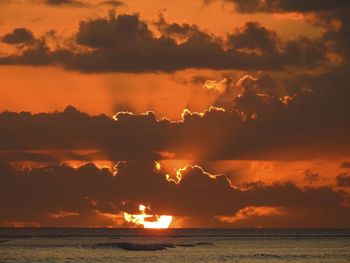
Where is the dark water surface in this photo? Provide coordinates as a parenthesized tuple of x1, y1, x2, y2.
(1, 228, 350, 262)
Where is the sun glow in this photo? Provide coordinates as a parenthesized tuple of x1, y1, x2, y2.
(124, 205, 173, 229)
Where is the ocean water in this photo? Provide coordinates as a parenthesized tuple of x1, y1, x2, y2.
(0, 228, 350, 262)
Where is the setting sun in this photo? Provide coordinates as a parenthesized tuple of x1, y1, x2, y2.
(124, 205, 173, 229)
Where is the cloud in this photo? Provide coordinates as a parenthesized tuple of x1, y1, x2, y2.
(44, 0, 87, 7)
(304, 169, 320, 184)
(336, 173, 350, 187)
(206, 0, 350, 13)
(1, 28, 35, 44)
(0, 8, 349, 161)
(0, 150, 91, 163)
(0, 37, 52, 65)
(205, 1, 350, 68)
(227, 21, 279, 54)
(0, 151, 56, 163)
(215, 206, 284, 223)
(99, 0, 125, 7)
(0, 13, 331, 72)
(76, 13, 153, 48)
(0, 106, 171, 160)
(341, 162, 350, 168)
(283, 37, 327, 68)
(47, 208, 79, 218)
(0, 161, 348, 227)
(68, 13, 240, 72)
(154, 11, 202, 41)
(1, 66, 350, 162)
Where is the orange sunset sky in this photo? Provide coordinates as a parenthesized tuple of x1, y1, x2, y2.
(0, 0, 350, 228)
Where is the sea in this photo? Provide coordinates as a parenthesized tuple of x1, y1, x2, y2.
(0, 228, 350, 262)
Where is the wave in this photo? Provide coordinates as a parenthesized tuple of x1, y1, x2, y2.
(91, 241, 214, 251)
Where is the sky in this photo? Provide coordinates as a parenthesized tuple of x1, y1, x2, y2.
(0, 0, 350, 228)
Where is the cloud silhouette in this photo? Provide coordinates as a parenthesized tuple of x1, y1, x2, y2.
(336, 173, 350, 187)
(206, 0, 350, 13)
(99, 0, 125, 7)
(44, 0, 87, 7)
(2, 28, 35, 44)
(341, 162, 350, 169)
(1, 161, 348, 227)
(0, 12, 333, 72)
(1, 65, 350, 162)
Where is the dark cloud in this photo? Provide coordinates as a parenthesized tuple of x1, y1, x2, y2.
(0, 151, 56, 163)
(3, 39, 52, 65)
(190, 75, 211, 85)
(155, 12, 202, 41)
(2, 28, 35, 44)
(322, 12, 350, 64)
(99, 0, 125, 7)
(0, 106, 170, 160)
(1, 67, 350, 162)
(0, 150, 91, 163)
(0, 14, 330, 72)
(205, 0, 350, 69)
(226, 21, 327, 68)
(304, 169, 320, 184)
(0, 27, 54, 66)
(0, 0, 348, 229)
(284, 37, 327, 68)
(227, 21, 279, 54)
(0, 161, 117, 227)
(206, 0, 350, 13)
(76, 13, 153, 48)
(67, 14, 240, 72)
(0, 11, 348, 161)
(0, 106, 113, 150)
(0, 161, 348, 227)
(44, 0, 87, 7)
(341, 162, 350, 168)
(336, 173, 350, 187)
